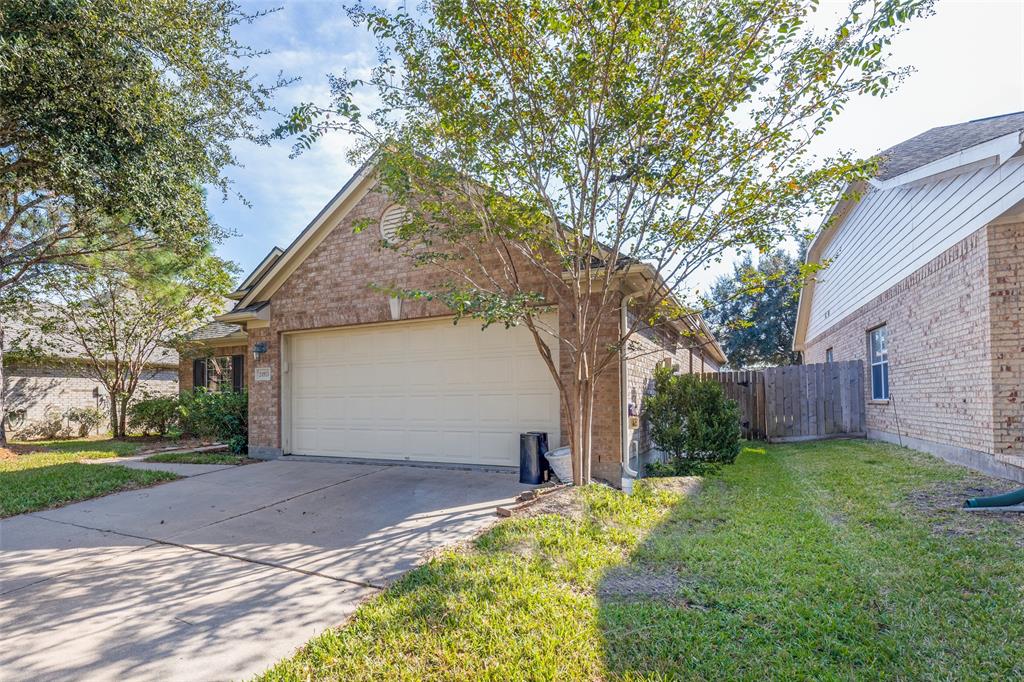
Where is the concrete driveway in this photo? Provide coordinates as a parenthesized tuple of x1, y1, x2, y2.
(0, 460, 530, 681)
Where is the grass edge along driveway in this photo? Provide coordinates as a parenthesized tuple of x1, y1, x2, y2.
(0, 438, 179, 518)
(258, 440, 1024, 681)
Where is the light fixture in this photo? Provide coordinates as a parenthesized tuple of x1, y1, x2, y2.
(252, 341, 268, 362)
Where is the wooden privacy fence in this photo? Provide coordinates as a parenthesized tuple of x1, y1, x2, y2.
(703, 360, 866, 442)
(707, 370, 766, 440)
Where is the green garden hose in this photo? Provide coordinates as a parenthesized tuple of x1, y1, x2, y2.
(964, 487, 1024, 508)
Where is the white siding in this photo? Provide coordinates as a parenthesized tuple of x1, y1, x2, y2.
(806, 156, 1024, 341)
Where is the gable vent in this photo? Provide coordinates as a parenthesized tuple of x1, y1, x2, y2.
(379, 204, 409, 241)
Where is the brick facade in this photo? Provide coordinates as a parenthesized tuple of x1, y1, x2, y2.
(624, 312, 722, 463)
(178, 344, 248, 393)
(987, 220, 1024, 459)
(5, 363, 177, 437)
(238, 184, 700, 483)
(805, 221, 1024, 474)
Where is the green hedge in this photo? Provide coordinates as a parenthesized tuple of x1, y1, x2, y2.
(127, 390, 248, 453)
(643, 367, 740, 476)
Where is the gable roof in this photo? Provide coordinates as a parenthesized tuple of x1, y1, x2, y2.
(232, 160, 378, 309)
(877, 111, 1024, 180)
(793, 112, 1024, 351)
(220, 158, 727, 363)
(188, 321, 245, 343)
(227, 247, 284, 300)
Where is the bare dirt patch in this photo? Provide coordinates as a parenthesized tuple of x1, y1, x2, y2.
(518, 486, 585, 521)
(646, 476, 703, 498)
(903, 474, 1024, 542)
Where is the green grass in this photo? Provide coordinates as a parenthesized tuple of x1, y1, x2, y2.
(257, 440, 1024, 681)
(144, 451, 252, 465)
(1, 438, 179, 517)
(21, 437, 142, 457)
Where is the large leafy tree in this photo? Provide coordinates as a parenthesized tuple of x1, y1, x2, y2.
(27, 250, 235, 437)
(282, 0, 931, 484)
(705, 249, 805, 368)
(0, 0, 280, 443)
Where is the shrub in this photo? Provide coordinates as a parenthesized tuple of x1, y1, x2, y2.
(23, 408, 66, 440)
(643, 367, 740, 476)
(66, 406, 105, 437)
(179, 389, 247, 452)
(128, 395, 181, 436)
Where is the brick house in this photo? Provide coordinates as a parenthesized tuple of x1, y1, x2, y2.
(182, 161, 725, 484)
(3, 318, 178, 437)
(794, 111, 1024, 482)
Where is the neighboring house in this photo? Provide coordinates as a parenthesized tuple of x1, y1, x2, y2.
(794, 111, 1024, 481)
(3, 318, 178, 437)
(181, 162, 725, 483)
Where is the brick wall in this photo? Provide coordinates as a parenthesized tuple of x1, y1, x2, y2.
(987, 220, 1024, 457)
(178, 345, 248, 393)
(247, 185, 654, 480)
(5, 363, 177, 437)
(624, 312, 715, 461)
(804, 226, 996, 454)
(558, 293, 623, 483)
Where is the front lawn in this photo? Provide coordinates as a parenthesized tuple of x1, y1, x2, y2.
(144, 451, 254, 465)
(0, 438, 179, 517)
(258, 439, 1024, 680)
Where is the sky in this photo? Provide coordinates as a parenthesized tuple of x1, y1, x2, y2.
(212, 0, 1024, 293)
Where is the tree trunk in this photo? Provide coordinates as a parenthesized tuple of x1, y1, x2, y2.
(109, 397, 120, 438)
(0, 323, 7, 447)
(118, 395, 129, 438)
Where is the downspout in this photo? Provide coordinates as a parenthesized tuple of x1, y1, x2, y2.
(620, 291, 640, 487)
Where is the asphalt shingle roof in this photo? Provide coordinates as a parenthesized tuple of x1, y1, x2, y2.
(878, 111, 1024, 180)
(189, 321, 243, 342)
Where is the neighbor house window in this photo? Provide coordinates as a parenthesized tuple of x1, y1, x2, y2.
(869, 326, 889, 400)
(192, 355, 244, 392)
(825, 348, 834, 363)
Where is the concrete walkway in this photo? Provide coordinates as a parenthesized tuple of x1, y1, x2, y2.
(85, 454, 238, 477)
(0, 460, 530, 681)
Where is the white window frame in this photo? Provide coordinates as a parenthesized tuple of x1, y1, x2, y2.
(869, 326, 889, 401)
(825, 348, 834, 363)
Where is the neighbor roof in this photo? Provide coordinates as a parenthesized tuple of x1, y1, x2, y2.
(877, 111, 1024, 180)
(4, 314, 179, 366)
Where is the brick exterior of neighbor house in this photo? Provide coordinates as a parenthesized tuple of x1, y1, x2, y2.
(5, 363, 177, 438)
(795, 112, 1024, 482)
(803, 221, 1024, 481)
(803, 226, 995, 453)
(986, 220, 1024, 460)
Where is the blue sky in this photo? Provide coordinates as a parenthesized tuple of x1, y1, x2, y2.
(213, 0, 1024, 291)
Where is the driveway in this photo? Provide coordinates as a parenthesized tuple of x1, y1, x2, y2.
(0, 460, 530, 681)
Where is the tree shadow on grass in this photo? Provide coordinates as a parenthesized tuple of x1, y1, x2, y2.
(0, 462, 176, 517)
(595, 483, 730, 680)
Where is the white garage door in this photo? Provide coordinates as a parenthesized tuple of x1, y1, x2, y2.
(287, 315, 560, 466)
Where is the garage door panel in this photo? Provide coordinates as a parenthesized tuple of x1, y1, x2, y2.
(517, 394, 559, 422)
(289, 315, 560, 465)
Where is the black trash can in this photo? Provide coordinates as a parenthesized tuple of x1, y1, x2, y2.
(519, 432, 549, 484)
